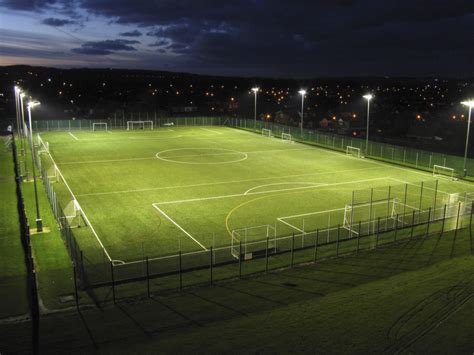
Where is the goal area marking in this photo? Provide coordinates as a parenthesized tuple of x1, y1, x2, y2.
(127, 120, 154, 130)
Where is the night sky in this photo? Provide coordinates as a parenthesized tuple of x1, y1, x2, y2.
(0, 0, 473, 78)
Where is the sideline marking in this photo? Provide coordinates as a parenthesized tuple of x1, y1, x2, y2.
(152, 204, 208, 251)
(200, 127, 222, 134)
(68, 132, 79, 141)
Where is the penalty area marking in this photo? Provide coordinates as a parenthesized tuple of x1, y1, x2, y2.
(152, 204, 208, 251)
(68, 132, 79, 141)
(244, 182, 325, 195)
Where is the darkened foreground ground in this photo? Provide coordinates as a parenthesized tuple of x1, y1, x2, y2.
(1, 227, 473, 354)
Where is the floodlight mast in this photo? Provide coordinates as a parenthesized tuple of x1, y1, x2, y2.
(252, 87, 259, 131)
(299, 89, 306, 136)
(27, 101, 42, 232)
(363, 94, 373, 155)
(461, 100, 474, 177)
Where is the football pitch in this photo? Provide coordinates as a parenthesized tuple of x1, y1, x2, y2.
(37, 125, 473, 264)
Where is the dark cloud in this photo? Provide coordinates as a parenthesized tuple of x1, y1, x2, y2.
(71, 39, 139, 55)
(1, 0, 473, 76)
(41, 17, 75, 26)
(119, 30, 142, 37)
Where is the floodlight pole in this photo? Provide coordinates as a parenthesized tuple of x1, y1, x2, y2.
(363, 94, 373, 156)
(299, 90, 306, 137)
(27, 102, 42, 232)
(252, 87, 259, 131)
(19, 93, 29, 178)
(461, 101, 473, 177)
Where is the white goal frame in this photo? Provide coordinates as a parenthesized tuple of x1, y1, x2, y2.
(127, 120, 154, 131)
(231, 224, 276, 259)
(281, 133, 293, 143)
(346, 146, 361, 158)
(92, 122, 108, 131)
(433, 165, 456, 180)
(261, 128, 272, 137)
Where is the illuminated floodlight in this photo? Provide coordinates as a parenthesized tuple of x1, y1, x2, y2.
(251, 87, 259, 93)
(461, 100, 474, 177)
(298, 89, 306, 96)
(27, 101, 40, 109)
(363, 94, 373, 101)
(461, 100, 474, 108)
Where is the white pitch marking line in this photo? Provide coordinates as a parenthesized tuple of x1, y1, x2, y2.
(154, 177, 388, 206)
(152, 204, 208, 251)
(68, 132, 79, 141)
(76, 166, 384, 197)
(200, 127, 222, 134)
(244, 182, 326, 195)
(107, 131, 112, 134)
(59, 157, 157, 165)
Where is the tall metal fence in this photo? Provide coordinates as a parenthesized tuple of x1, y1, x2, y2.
(8, 133, 39, 353)
(230, 118, 474, 179)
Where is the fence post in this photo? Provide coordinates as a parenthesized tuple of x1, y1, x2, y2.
(454, 202, 461, 239)
(469, 202, 473, 254)
(291, 233, 295, 267)
(375, 217, 380, 249)
(265, 237, 269, 273)
(239, 242, 242, 279)
(394, 215, 399, 242)
(73, 263, 79, 311)
(110, 261, 116, 304)
(179, 251, 182, 290)
(357, 221, 361, 254)
(426, 208, 432, 236)
(314, 230, 319, 262)
(209, 246, 213, 286)
(410, 210, 416, 239)
(441, 204, 447, 236)
(336, 225, 340, 256)
(146, 257, 150, 298)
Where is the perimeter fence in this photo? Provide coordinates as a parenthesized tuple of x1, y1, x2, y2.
(27, 116, 474, 178)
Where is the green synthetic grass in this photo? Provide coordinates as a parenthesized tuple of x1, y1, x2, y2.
(0, 141, 28, 318)
(37, 126, 474, 268)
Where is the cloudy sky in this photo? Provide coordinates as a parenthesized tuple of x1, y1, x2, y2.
(0, 0, 473, 77)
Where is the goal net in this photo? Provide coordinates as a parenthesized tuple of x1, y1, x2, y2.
(92, 122, 108, 131)
(281, 133, 293, 143)
(63, 199, 84, 228)
(261, 128, 272, 137)
(346, 146, 361, 158)
(127, 120, 154, 130)
(231, 224, 276, 259)
(433, 165, 456, 180)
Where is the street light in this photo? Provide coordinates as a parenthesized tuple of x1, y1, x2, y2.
(298, 89, 306, 136)
(251, 87, 259, 131)
(363, 94, 373, 155)
(461, 100, 474, 177)
(27, 100, 42, 232)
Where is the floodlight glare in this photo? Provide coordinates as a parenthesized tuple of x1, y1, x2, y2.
(28, 101, 40, 108)
(251, 87, 259, 93)
(298, 89, 306, 96)
(461, 100, 474, 108)
(363, 94, 373, 100)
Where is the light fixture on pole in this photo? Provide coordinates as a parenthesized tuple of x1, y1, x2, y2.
(363, 94, 373, 155)
(461, 100, 474, 177)
(27, 100, 42, 232)
(19, 92, 29, 179)
(298, 89, 306, 136)
(251, 87, 259, 131)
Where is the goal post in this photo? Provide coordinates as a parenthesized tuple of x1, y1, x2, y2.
(127, 120, 154, 130)
(231, 224, 276, 259)
(346, 146, 361, 158)
(261, 128, 272, 137)
(281, 133, 293, 143)
(433, 165, 456, 180)
(92, 122, 108, 131)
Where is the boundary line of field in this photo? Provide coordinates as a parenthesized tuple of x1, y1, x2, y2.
(68, 132, 79, 141)
(151, 204, 208, 251)
(38, 134, 115, 263)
